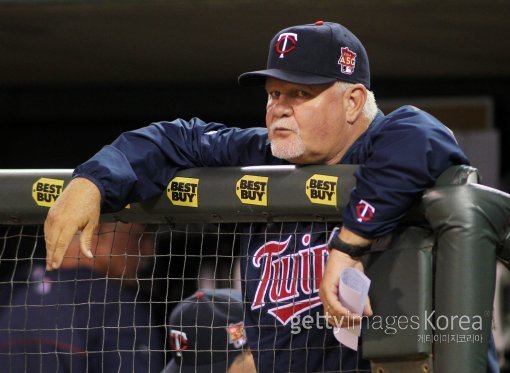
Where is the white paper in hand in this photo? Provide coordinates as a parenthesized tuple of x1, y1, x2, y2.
(333, 267, 371, 350)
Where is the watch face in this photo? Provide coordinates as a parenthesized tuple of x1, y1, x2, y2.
(327, 227, 341, 248)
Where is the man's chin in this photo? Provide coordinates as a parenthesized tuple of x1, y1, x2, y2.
(286, 155, 307, 165)
(271, 151, 316, 165)
(270, 143, 305, 163)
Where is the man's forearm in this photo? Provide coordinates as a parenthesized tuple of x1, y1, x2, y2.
(338, 227, 372, 247)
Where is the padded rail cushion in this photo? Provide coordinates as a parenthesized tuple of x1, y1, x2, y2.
(362, 226, 434, 360)
(424, 184, 510, 372)
(360, 165, 479, 363)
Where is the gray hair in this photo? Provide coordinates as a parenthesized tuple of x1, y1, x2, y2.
(338, 81, 378, 123)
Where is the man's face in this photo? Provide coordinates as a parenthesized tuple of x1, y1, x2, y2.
(265, 78, 352, 165)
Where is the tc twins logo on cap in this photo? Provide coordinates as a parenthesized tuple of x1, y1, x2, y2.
(169, 330, 188, 357)
(276, 32, 298, 58)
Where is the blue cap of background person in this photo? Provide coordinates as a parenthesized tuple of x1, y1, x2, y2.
(163, 288, 247, 373)
(238, 21, 370, 89)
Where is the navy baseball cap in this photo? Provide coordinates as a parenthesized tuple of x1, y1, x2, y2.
(163, 288, 247, 373)
(238, 21, 370, 89)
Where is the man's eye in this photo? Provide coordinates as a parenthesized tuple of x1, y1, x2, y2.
(269, 91, 280, 99)
(296, 90, 311, 98)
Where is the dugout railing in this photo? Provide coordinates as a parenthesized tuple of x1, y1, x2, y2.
(1, 165, 509, 372)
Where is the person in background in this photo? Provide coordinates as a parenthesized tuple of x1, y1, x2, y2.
(163, 288, 255, 373)
(0, 222, 164, 372)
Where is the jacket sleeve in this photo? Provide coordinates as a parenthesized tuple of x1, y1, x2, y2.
(73, 118, 271, 212)
(342, 108, 470, 238)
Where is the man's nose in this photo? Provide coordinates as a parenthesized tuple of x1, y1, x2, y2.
(272, 97, 293, 118)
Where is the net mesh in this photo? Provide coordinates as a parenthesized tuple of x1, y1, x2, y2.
(0, 222, 367, 373)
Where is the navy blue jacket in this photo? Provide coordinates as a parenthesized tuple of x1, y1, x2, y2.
(73, 106, 468, 372)
(0, 263, 165, 373)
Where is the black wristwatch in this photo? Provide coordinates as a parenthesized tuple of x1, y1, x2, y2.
(327, 227, 371, 258)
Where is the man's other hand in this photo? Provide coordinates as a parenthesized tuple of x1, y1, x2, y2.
(319, 241, 373, 327)
(44, 177, 101, 271)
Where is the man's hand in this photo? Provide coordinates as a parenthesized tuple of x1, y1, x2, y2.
(319, 234, 373, 327)
(44, 177, 101, 271)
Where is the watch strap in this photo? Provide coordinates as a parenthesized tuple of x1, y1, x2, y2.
(327, 227, 371, 258)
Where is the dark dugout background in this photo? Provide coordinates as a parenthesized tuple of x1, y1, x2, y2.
(0, 1, 509, 187)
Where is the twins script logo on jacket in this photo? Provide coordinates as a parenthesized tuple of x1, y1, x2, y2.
(250, 233, 330, 325)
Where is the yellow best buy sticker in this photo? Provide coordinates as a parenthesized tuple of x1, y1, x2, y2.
(305, 174, 338, 206)
(32, 178, 64, 207)
(167, 177, 199, 207)
(236, 175, 268, 206)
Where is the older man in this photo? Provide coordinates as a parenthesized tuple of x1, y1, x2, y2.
(44, 22, 471, 371)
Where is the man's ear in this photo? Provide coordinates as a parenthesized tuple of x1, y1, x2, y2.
(344, 84, 367, 124)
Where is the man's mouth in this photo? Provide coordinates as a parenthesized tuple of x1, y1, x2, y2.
(274, 128, 292, 133)
(271, 125, 296, 135)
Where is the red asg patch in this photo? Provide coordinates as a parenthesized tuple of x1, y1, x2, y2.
(226, 321, 247, 348)
(338, 47, 357, 75)
(356, 199, 375, 223)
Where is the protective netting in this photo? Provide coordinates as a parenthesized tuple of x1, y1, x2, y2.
(0, 222, 365, 373)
